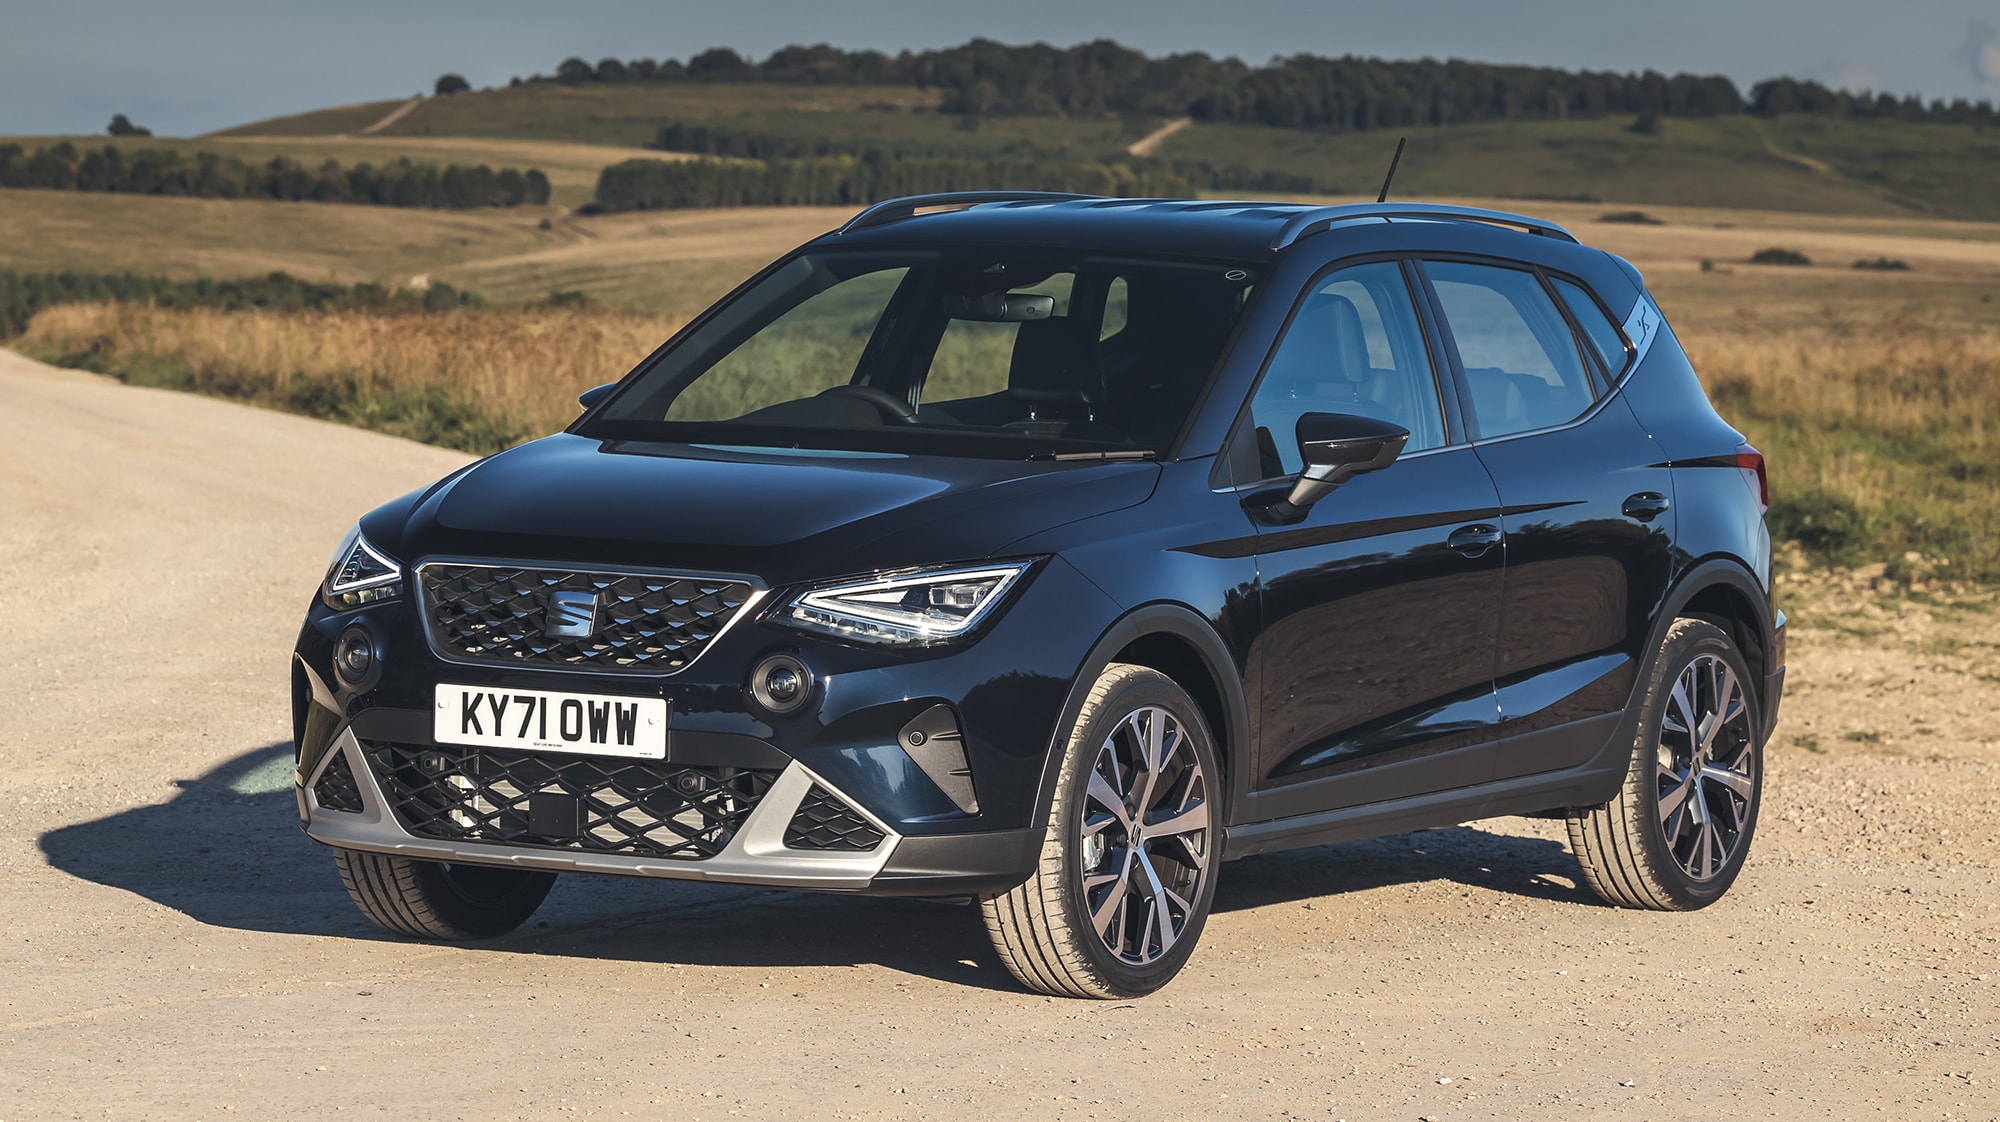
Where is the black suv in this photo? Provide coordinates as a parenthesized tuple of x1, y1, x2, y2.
(294, 193, 1785, 998)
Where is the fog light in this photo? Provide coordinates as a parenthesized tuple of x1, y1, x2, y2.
(333, 627, 375, 686)
(749, 653, 812, 715)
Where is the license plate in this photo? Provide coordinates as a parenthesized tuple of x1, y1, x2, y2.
(434, 684, 668, 759)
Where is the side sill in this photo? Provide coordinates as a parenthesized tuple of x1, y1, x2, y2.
(1222, 732, 1628, 860)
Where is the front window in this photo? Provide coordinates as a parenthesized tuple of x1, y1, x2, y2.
(1248, 260, 1447, 478)
(586, 249, 1260, 457)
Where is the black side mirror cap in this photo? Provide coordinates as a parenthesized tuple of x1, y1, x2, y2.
(1256, 412, 1409, 524)
(577, 383, 616, 410)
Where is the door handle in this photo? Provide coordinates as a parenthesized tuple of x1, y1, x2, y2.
(1622, 491, 1671, 522)
(1446, 524, 1503, 557)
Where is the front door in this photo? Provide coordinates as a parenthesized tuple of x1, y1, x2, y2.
(1242, 260, 1506, 820)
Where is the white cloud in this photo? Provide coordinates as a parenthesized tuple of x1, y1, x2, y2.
(1959, 21, 2000, 92)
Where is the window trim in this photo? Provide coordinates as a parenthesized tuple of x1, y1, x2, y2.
(1221, 253, 1458, 488)
(1411, 255, 1622, 445)
(1544, 271, 1637, 387)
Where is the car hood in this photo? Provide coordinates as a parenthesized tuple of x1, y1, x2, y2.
(390, 433, 1160, 583)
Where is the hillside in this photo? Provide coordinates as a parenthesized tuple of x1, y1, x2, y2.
(204, 80, 2000, 221)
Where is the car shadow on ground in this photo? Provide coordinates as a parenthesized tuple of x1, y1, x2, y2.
(42, 743, 1600, 993)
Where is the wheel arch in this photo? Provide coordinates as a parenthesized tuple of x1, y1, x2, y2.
(1030, 603, 1251, 831)
(1651, 556, 1775, 714)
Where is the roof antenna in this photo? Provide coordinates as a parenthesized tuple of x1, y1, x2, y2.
(1375, 136, 1408, 204)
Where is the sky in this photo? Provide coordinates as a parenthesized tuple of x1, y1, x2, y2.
(3, 0, 1998, 137)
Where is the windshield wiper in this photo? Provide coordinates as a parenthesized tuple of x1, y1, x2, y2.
(1030, 449, 1157, 462)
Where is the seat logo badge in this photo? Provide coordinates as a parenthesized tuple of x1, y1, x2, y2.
(545, 591, 599, 638)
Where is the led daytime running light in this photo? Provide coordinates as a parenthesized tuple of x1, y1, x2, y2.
(322, 526, 404, 609)
(784, 561, 1034, 645)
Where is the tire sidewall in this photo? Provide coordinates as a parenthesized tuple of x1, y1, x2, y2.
(1632, 621, 1764, 908)
(1053, 666, 1223, 997)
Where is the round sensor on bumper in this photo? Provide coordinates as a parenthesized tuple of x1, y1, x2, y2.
(332, 627, 377, 687)
(748, 653, 812, 716)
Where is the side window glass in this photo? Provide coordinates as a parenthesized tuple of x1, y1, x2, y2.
(1100, 276, 1129, 340)
(1248, 261, 1446, 478)
(1551, 277, 1631, 380)
(1425, 261, 1594, 439)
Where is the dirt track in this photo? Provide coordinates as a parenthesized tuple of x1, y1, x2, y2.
(1, 348, 1996, 1121)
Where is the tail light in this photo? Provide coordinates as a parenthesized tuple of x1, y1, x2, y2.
(1735, 443, 1768, 512)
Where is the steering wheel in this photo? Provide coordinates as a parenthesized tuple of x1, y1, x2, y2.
(818, 384, 919, 425)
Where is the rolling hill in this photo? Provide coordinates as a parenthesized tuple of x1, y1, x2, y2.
(200, 80, 2000, 221)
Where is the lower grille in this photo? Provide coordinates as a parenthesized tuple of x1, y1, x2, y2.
(359, 741, 778, 860)
(312, 749, 365, 813)
(783, 785, 885, 852)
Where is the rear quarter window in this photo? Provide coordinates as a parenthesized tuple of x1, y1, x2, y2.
(1551, 277, 1632, 381)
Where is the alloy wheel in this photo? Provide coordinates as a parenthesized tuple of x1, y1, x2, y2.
(1077, 705, 1211, 965)
(1655, 652, 1757, 880)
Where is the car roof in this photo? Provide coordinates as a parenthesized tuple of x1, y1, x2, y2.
(814, 193, 1643, 317)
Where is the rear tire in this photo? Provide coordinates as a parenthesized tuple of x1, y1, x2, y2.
(1567, 618, 1763, 910)
(980, 664, 1220, 999)
(333, 849, 556, 939)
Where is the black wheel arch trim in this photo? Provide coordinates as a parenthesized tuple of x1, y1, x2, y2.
(1644, 555, 1779, 734)
(1028, 602, 1252, 832)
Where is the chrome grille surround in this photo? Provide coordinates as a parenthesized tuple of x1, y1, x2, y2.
(417, 560, 763, 675)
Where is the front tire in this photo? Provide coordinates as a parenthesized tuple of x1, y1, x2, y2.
(981, 664, 1220, 998)
(333, 849, 556, 939)
(1567, 618, 1764, 910)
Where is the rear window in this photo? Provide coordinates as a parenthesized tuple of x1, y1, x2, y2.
(1425, 261, 1596, 439)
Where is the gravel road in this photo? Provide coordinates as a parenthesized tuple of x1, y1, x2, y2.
(1, 348, 1994, 1121)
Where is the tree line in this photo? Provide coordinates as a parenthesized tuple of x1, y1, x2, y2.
(647, 125, 1328, 194)
(593, 153, 1189, 212)
(0, 143, 552, 209)
(513, 39, 1997, 131)
(0, 269, 480, 338)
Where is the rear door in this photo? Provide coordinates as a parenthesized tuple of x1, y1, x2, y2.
(1417, 259, 1676, 780)
(1242, 259, 1506, 820)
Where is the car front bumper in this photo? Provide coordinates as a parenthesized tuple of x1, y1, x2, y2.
(299, 722, 1038, 895)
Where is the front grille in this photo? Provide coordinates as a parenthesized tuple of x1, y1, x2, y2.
(360, 741, 778, 860)
(420, 563, 756, 674)
(783, 785, 885, 852)
(312, 749, 364, 813)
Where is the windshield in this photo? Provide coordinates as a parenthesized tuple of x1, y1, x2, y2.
(584, 248, 1261, 458)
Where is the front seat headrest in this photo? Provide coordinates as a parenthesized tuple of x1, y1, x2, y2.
(1008, 318, 1104, 405)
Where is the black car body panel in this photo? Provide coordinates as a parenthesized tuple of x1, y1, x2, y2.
(294, 196, 1782, 901)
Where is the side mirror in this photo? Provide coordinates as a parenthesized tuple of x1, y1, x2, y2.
(577, 383, 616, 410)
(1257, 412, 1409, 524)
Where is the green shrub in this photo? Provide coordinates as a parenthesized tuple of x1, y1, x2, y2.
(1766, 485, 1866, 557)
(1749, 247, 1812, 266)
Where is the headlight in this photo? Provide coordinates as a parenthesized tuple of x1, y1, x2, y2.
(322, 525, 403, 610)
(781, 560, 1037, 645)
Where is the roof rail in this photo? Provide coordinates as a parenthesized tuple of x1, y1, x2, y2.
(1270, 202, 1578, 249)
(838, 191, 1105, 235)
